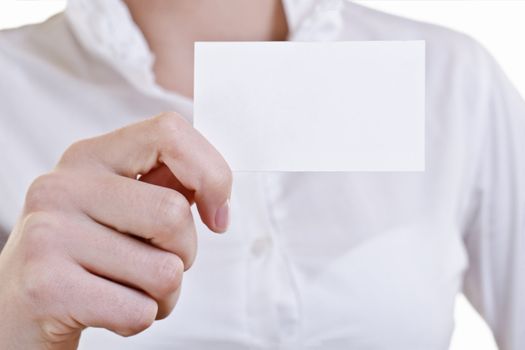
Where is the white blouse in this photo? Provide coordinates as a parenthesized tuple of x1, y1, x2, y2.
(0, 0, 524, 349)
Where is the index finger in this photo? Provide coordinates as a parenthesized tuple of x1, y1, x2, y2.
(61, 112, 232, 233)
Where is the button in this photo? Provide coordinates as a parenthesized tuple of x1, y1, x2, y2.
(251, 236, 272, 257)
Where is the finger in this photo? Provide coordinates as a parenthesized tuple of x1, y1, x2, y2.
(63, 264, 159, 337)
(72, 173, 197, 268)
(69, 213, 185, 295)
(66, 216, 184, 319)
(155, 285, 182, 320)
(62, 112, 232, 233)
(139, 164, 195, 204)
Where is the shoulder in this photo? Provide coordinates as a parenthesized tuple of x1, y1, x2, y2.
(0, 16, 58, 65)
(336, 1, 507, 121)
(338, 1, 496, 81)
(335, 2, 525, 183)
(0, 13, 96, 88)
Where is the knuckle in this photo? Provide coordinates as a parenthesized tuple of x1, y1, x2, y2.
(22, 262, 61, 307)
(118, 299, 157, 337)
(58, 139, 90, 167)
(156, 288, 182, 321)
(183, 235, 198, 271)
(20, 212, 61, 255)
(152, 112, 187, 136)
(24, 174, 62, 213)
(19, 214, 65, 305)
(153, 254, 183, 298)
(17, 214, 72, 312)
(152, 112, 189, 158)
(156, 191, 190, 235)
(179, 225, 198, 271)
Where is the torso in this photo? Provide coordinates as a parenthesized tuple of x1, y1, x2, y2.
(0, 1, 493, 348)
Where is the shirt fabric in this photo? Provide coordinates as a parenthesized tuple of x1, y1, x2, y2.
(0, 0, 524, 349)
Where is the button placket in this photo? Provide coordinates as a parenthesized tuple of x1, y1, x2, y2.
(251, 235, 273, 257)
(260, 173, 302, 344)
(240, 173, 302, 347)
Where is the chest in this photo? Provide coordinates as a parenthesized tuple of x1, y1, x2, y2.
(181, 172, 468, 348)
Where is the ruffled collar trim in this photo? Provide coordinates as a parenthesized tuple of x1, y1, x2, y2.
(65, 0, 345, 102)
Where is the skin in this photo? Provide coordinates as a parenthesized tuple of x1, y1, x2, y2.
(125, 0, 288, 97)
(0, 1, 288, 349)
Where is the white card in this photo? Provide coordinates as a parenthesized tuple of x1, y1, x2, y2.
(194, 41, 425, 172)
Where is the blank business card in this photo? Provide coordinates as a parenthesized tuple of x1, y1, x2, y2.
(194, 41, 425, 172)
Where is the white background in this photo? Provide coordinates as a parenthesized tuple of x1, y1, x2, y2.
(2, 1, 525, 349)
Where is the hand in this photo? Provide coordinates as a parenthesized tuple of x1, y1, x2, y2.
(0, 112, 232, 349)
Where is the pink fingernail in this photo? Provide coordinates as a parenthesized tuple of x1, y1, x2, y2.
(215, 199, 230, 232)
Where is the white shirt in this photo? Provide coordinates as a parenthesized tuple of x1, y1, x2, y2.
(0, 0, 524, 349)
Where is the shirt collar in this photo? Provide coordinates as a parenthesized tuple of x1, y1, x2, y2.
(65, 0, 171, 101)
(283, 0, 345, 40)
(65, 0, 345, 100)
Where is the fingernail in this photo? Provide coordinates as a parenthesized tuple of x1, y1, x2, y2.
(215, 199, 230, 232)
